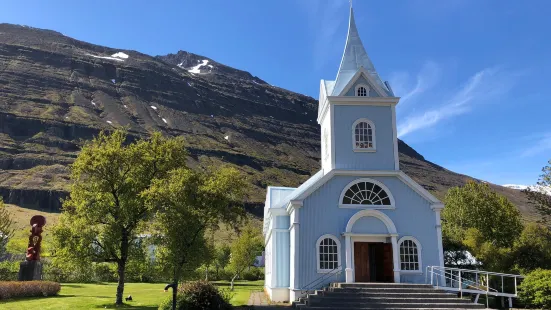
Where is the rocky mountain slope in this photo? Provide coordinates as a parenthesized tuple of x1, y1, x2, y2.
(0, 24, 538, 220)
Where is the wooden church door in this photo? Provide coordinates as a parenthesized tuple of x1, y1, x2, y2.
(354, 242, 394, 283)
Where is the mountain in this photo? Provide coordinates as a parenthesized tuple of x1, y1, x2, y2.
(503, 184, 551, 195)
(0, 24, 539, 221)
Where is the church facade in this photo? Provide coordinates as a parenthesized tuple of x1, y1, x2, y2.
(263, 7, 444, 303)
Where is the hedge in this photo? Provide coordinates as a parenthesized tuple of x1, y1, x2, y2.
(518, 269, 551, 309)
(0, 281, 61, 300)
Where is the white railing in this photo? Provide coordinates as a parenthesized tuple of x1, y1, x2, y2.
(426, 266, 524, 308)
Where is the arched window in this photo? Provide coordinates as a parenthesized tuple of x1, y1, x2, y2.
(316, 235, 341, 273)
(340, 179, 394, 207)
(356, 85, 368, 97)
(399, 237, 422, 272)
(352, 119, 375, 151)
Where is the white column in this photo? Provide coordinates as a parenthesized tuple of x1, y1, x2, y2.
(345, 235, 353, 283)
(289, 207, 300, 301)
(391, 235, 400, 283)
(435, 209, 445, 267)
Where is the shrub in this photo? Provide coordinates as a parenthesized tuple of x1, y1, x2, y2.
(0, 281, 61, 299)
(518, 269, 551, 308)
(0, 260, 19, 281)
(93, 263, 117, 282)
(241, 267, 264, 281)
(158, 280, 233, 310)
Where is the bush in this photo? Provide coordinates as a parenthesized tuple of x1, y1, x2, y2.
(0, 281, 60, 299)
(518, 269, 551, 308)
(93, 263, 117, 282)
(0, 260, 19, 281)
(158, 280, 233, 310)
(241, 267, 264, 281)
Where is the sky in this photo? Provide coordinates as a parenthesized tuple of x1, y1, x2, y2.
(2, 0, 551, 186)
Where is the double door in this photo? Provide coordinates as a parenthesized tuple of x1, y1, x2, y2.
(353, 242, 393, 282)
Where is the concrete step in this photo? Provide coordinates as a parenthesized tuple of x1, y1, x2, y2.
(321, 291, 459, 299)
(297, 303, 484, 309)
(334, 283, 434, 289)
(326, 287, 450, 294)
(308, 296, 473, 304)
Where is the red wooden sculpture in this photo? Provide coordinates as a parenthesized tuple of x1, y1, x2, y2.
(25, 215, 46, 261)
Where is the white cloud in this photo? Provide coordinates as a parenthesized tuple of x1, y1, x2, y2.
(397, 67, 513, 137)
(391, 61, 440, 106)
(520, 132, 551, 158)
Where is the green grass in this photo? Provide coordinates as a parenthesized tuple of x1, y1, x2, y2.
(0, 281, 264, 309)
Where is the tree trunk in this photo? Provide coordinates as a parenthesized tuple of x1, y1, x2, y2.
(231, 274, 238, 291)
(116, 260, 126, 305)
(116, 230, 129, 305)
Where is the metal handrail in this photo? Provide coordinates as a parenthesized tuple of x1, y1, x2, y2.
(426, 266, 524, 308)
(299, 265, 342, 297)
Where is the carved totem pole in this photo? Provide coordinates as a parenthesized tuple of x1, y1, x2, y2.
(18, 215, 47, 281)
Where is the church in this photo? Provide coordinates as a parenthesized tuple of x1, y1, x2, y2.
(263, 7, 445, 303)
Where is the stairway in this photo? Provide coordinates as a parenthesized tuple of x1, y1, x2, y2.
(293, 283, 485, 309)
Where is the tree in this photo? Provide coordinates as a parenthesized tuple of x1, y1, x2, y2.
(145, 166, 247, 308)
(228, 224, 263, 290)
(52, 130, 187, 305)
(511, 223, 551, 273)
(0, 200, 14, 257)
(523, 160, 551, 226)
(213, 244, 231, 279)
(443, 180, 523, 248)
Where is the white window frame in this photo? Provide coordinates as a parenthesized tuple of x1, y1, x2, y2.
(352, 118, 376, 152)
(316, 234, 342, 274)
(398, 236, 422, 274)
(355, 84, 369, 97)
(338, 178, 395, 209)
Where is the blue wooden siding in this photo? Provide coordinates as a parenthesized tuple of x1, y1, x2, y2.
(343, 75, 380, 97)
(297, 175, 440, 288)
(351, 216, 388, 234)
(334, 105, 396, 170)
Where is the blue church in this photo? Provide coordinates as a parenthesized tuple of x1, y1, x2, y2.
(263, 7, 444, 303)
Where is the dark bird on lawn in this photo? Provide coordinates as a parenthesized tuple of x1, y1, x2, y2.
(125, 295, 132, 301)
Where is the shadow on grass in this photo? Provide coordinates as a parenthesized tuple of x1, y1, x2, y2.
(0, 294, 77, 303)
(214, 282, 263, 288)
(95, 304, 157, 310)
(62, 284, 84, 288)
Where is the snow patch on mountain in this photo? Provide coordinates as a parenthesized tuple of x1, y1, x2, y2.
(87, 54, 125, 62)
(503, 184, 551, 195)
(111, 52, 129, 59)
(188, 60, 211, 74)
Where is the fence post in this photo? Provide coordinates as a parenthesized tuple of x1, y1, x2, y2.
(430, 266, 434, 286)
(486, 273, 490, 309)
(459, 270, 462, 298)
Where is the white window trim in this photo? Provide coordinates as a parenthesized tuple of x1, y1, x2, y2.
(338, 178, 396, 209)
(398, 236, 423, 274)
(352, 118, 376, 152)
(316, 234, 342, 274)
(355, 84, 369, 97)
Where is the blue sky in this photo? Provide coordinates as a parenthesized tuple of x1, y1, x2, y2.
(2, 0, 551, 186)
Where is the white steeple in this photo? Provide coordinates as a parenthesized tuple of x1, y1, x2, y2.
(332, 6, 392, 96)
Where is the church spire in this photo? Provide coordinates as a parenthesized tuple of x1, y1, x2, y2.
(332, 6, 390, 96)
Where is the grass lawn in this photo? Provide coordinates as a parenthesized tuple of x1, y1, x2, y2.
(0, 280, 264, 309)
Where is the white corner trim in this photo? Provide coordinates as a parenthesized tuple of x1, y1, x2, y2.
(354, 83, 370, 97)
(431, 203, 444, 210)
(435, 209, 445, 268)
(351, 118, 376, 152)
(316, 234, 342, 273)
(397, 236, 423, 273)
(391, 105, 399, 170)
(338, 67, 388, 97)
(330, 104, 336, 170)
(338, 178, 396, 207)
(345, 209, 398, 234)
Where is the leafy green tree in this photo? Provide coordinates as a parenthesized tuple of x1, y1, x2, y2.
(51, 130, 187, 305)
(443, 180, 523, 248)
(523, 160, 551, 226)
(0, 200, 14, 257)
(228, 224, 263, 290)
(145, 166, 247, 306)
(214, 244, 231, 279)
(511, 223, 551, 273)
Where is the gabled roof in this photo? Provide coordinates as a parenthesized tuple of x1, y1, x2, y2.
(332, 7, 391, 96)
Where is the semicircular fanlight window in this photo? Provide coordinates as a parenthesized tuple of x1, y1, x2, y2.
(342, 181, 391, 205)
